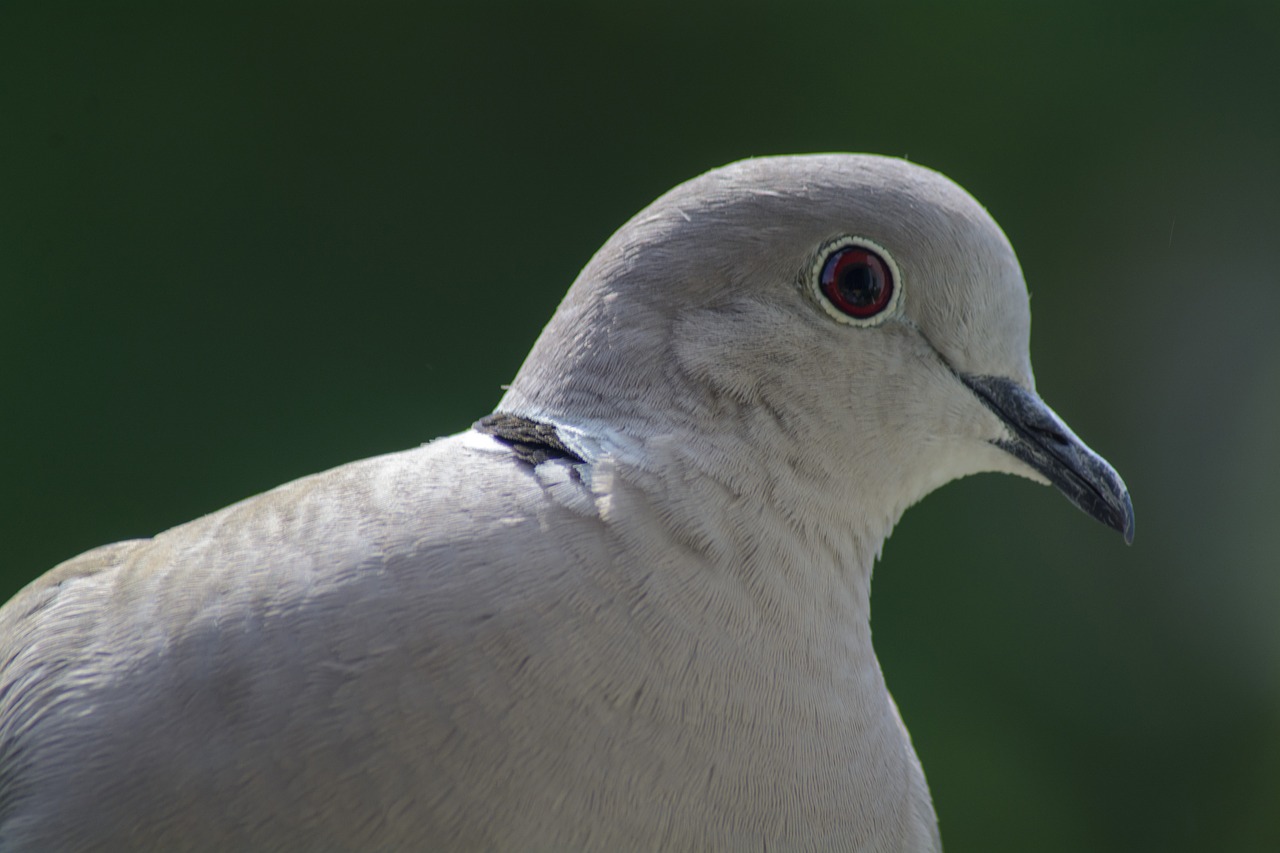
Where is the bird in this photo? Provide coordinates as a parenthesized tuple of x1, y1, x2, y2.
(0, 154, 1133, 851)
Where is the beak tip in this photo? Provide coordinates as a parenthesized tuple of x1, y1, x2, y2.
(1091, 482, 1134, 545)
(1120, 496, 1135, 546)
(1085, 488, 1135, 545)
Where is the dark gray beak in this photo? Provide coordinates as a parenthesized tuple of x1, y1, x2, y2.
(962, 375, 1135, 544)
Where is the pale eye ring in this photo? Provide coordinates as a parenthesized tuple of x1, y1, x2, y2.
(810, 237, 903, 326)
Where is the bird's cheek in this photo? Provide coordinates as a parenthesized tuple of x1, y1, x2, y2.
(913, 393, 1027, 481)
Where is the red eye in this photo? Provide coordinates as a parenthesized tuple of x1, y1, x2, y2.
(819, 245, 895, 320)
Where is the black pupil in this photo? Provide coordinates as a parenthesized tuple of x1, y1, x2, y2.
(839, 260, 882, 306)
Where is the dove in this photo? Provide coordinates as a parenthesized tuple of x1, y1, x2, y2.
(0, 154, 1133, 851)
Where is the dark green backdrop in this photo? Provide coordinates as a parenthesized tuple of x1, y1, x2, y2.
(2, 3, 1277, 850)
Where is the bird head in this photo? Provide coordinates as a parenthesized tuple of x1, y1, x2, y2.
(501, 154, 1133, 545)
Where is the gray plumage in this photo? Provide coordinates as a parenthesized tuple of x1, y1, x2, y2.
(0, 154, 1133, 851)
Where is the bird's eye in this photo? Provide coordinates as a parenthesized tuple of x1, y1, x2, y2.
(812, 238, 900, 326)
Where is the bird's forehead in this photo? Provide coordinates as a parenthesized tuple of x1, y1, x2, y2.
(658, 156, 1005, 269)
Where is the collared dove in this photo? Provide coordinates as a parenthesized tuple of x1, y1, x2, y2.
(0, 154, 1133, 851)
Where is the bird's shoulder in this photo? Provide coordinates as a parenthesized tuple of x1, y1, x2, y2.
(0, 429, 597, 656)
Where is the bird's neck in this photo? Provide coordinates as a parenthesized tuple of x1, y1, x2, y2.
(487, 404, 934, 843)
(589, 410, 935, 836)
(636, 427, 881, 616)
(508, 405, 898, 645)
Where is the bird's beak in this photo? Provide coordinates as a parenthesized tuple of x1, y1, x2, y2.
(961, 374, 1135, 544)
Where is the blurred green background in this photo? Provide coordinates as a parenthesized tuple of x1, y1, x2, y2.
(2, 2, 1277, 850)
